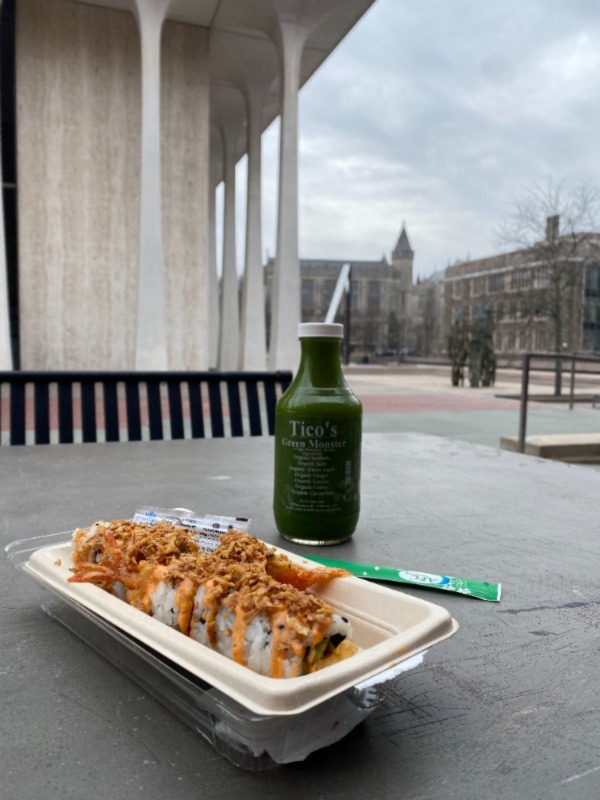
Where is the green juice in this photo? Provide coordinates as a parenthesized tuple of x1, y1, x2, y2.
(273, 323, 362, 545)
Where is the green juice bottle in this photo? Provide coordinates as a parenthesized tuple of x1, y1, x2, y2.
(273, 323, 362, 545)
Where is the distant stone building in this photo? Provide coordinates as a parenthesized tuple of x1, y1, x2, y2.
(443, 227, 600, 356)
(265, 225, 415, 357)
(407, 270, 444, 356)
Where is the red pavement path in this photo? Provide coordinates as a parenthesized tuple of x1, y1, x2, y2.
(2, 391, 522, 428)
(358, 391, 534, 414)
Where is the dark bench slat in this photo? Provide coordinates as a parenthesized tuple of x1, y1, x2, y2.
(34, 383, 50, 444)
(147, 381, 164, 440)
(10, 383, 26, 445)
(226, 380, 244, 437)
(125, 381, 142, 441)
(207, 380, 225, 438)
(80, 381, 97, 443)
(103, 381, 120, 442)
(57, 381, 74, 444)
(188, 381, 205, 439)
(167, 381, 185, 440)
(244, 378, 262, 436)
(263, 380, 279, 436)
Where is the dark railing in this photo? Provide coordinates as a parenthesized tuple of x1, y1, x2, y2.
(517, 353, 600, 453)
(0, 370, 293, 445)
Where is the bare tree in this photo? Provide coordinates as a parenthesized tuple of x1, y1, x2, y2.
(496, 178, 600, 394)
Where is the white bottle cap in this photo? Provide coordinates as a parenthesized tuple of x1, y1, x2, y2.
(298, 323, 344, 339)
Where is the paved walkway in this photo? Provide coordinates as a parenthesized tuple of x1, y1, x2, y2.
(343, 364, 600, 453)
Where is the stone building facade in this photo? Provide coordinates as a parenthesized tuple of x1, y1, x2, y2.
(443, 232, 600, 356)
(265, 225, 414, 357)
(407, 270, 444, 357)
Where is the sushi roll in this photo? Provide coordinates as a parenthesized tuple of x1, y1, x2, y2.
(69, 522, 358, 677)
(188, 563, 356, 678)
(71, 519, 199, 571)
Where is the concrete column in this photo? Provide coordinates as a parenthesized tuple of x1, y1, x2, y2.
(208, 127, 222, 369)
(207, 180, 219, 369)
(268, 21, 307, 370)
(217, 124, 240, 370)
(0, 149, 11, 369)
(239, 84, 267, 370)
(0, 0, 12, 368)
(133, 0, 169, 370)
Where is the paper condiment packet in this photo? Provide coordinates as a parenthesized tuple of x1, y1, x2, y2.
(133, 506, 250, 552)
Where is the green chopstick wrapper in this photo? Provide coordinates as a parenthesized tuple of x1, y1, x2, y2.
(306, 556, 501, 602)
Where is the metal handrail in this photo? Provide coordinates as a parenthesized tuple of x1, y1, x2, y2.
(517, 352, 600, 453)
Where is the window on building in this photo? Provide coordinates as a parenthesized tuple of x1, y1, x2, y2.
(489, 273, 504, 292)
(536, 329, 547, 350)
(508, 332, 516, 350)
(584, 303, 598, 324)
(586, 265, 600, 297)
(510, 269, 529, 290)
(302, 279, 314, 313)
(473, 276, 484, 295)
(367, 281, 380, 312)
(519, 330, 527, 350)
(453, 281, 461, 298)
(536, 267, 550, 288)
(350, 280, 359, 310)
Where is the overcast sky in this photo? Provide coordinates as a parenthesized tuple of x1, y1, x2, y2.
(255, 0, 600, 279)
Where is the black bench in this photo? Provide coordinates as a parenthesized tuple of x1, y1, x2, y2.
(0, 370, 293, 445)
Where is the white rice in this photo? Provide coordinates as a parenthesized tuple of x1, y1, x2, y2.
(189, 587, 237, 661)
(150, 581, 180, 628)
(189, 586, 208, 645)
(245, 614, 273, 676)
(190, 588, 274, 675)
(325, 613, 353, 641)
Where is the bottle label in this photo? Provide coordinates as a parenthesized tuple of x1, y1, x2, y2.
(275, 416, 361, 515)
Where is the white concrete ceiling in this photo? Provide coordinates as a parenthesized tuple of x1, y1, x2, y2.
(76, 0, 375, 157)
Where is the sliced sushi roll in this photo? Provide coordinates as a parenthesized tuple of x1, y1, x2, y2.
(189, 563, 357, 678)
(70, 520, 200, 596)
(125, 561, 203, 634)
(71, 520, 199, 571)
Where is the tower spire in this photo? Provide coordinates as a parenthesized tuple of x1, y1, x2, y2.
(392, 223, 414, 262)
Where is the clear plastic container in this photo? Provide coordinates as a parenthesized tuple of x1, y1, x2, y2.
(6, 532, 457, 770)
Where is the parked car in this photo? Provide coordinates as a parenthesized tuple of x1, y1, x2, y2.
(375, 348, 398, 357)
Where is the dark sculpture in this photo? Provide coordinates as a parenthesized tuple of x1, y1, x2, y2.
(450, 308, 496, 388)
(448, 320, 469, 386)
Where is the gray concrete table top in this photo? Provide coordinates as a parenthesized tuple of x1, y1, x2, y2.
(1, 433, 599, 800)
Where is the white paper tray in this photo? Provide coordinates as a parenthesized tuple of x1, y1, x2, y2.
(22, 537, 458, 717)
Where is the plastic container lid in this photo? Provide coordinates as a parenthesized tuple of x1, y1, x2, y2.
(298, 323, 343, 338)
